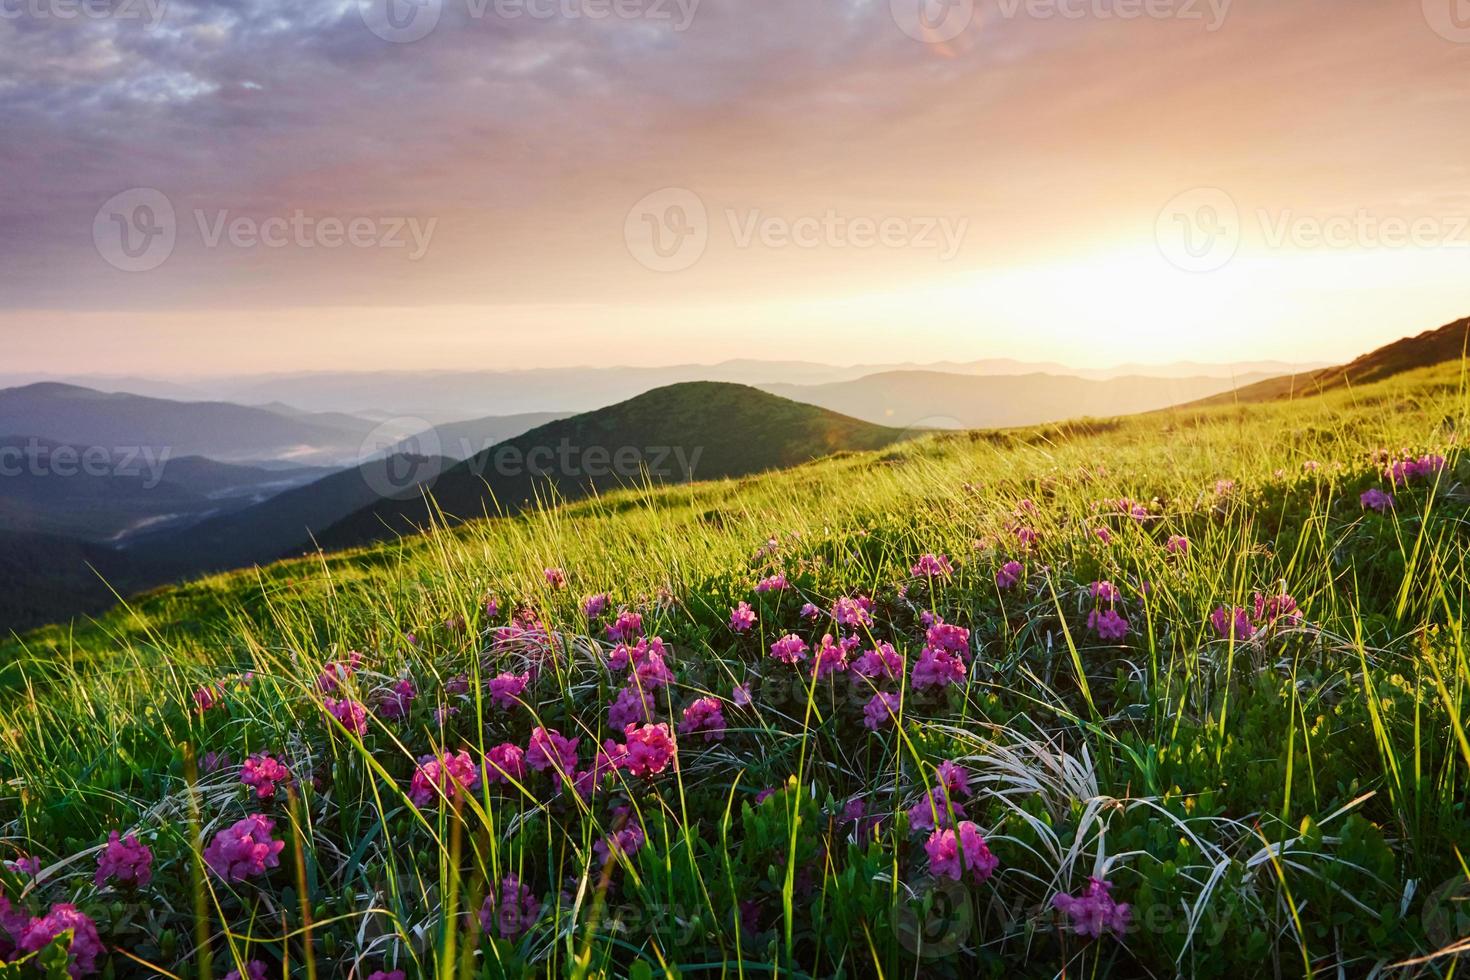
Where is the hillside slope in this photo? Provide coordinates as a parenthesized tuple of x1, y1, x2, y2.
(1191, 315, 1470, 405)
(316, 382, 909, 549)
(761, 370, 1276, 429)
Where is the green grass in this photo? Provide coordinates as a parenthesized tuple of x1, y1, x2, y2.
(3, 361, 1470, 977)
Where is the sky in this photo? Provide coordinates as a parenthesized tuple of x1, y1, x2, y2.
(2, 0, 1468, 375)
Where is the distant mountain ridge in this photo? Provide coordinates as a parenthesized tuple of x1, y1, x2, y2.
(1190, 316, 1470, 406)
(314, 382, 911, 551)
(759, 370, 1279, 430)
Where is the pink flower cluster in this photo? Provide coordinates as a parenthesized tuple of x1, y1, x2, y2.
(240, 754, 291, 800)
(1385, 453, 1446, 486)
(12, 904, 104, 978)
(480, 873, 541, 939)
(1165, 535, 1190, 556)
(862, 692, 900, 730)
(910, 553, 954, 578)
(487, 671, 530, 710)
(678, 697, 726, 742)
(317, 651, 365, 693)
(832, 596, 873, 627)
(376, 678, 416, 720)
(1053, 877, 1131, 938)
(408, 749, 480, 808)
(543, 567, 566, 588)
(204, 814, 284, 882)
(995, 560, 1024, 589)
(769, 634, 809, 664)
(1210, 592, 1301, 641)
(582, 593, 609, 617)
(1089, 580, 1121, 603)
(485, 743, 527, 784)
(1360, 487, 1395, 513)
(853, 642, 904, 682)
(909, 761, 972, 830)
(912, 620, 970, 691)
(608, 684, 654, 729)
(623, 723, 677, 777)
(813, 634, 851, 680)
(324, 697, 369, 736)
(594, 807, 646, 864)
(729, 601, 756, 633)
(754, 573, 789, 593)
(925, 821, 998, 883)
(94, 831, 152, 889)
(526, 727, 580, 776)
(1087, 609, 1129, 642)
(605, 609, 645, 643)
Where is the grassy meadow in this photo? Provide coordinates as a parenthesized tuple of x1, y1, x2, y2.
(3, 360, 1470, 978)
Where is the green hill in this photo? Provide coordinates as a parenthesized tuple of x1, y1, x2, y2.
(314, 381, 911, 549)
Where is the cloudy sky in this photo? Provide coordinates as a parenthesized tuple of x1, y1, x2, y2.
(2, 0, 1468, 375)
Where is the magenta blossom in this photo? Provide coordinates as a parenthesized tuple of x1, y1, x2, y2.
(853, 642, 905, 682)
(832, 596, 873, 628)
(678, 697, 727, 742)
(605, 609, 644, 643)
(909, 785, 967, 832)
(925, 822, 999, 883)
(863, 692, 900, 731)
(731, 682, 753, 707)
(324, 697, 369, 736)
(317, 651, 365, 693)
(204, 814, 284, 882)
(1087, 609, 1129, 642)
(769, 634, 809, 664)
(799, 602, 821, 619)
(1209, 606, 1255, 642)
(1253, 592, 1301, 628)
(925, 621, 970, 658)
(1360, 487, 1395, 513)
(223, 963, 268, 980)
(582, 593, 609, 618)
(622, 723, 676, 777)
(729, 601, 756, 633)
(194, 685, 222, 713)
(573, 741, 628, 800)
(240, 754, 291, 800)
(755, 573, 789, 593)
(608, 684, 656, 730)
(95, 831, 152, 889)
(444, 674, 471, 696)
(594, 807, 646, 864)
(935, 760, 971, 798)
(19, 904, 104, 977)
(485, 743, 527, 785)
(996, 561, 1024, 590)
(480, 873, 541, 939)
(911, 647, 966, 690)
(1165, 535, 1190, 556)
(544, 567, 566, 588)
(367, 971, 407, 980)
(408, 749, 480, 808)
(376, 678, 416, 720)
(1093, 527, 1113, 545)
(1053, 877, 1132, 939)
(526, 727, 580, 776)
(911, 553, 954, 578)
(813, 634, 850, 680)
(487, 672, 530, 710)
(1089, 581, 1121, 604)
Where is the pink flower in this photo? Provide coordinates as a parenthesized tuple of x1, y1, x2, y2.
(484, 743, 527, 785)
(1093, 527, 1113, 545)
(729, 601, 756, 633)
(995, 561, 1023, 589)
(240, 754, 291, 800)
(910, 554, 954, 578)
(19, 904, 104, 977)
(925, 821, 999, 883)
(487, 672, 530, 710)
(582, 593, 609, 617)
(94, 831, 152, 888)
(1253, 592, 1301, 628)
(444, 674, 471, 696)
(1015, 526, 1040, 549)
(678, 697, 726, 742)
(608, 684, 655, 729)
(1089, 581, 1120, 604)
(852, 642, 904, 681)
(813, 634, 850, 680)
(1209, 606, 1255, 642)
(799, 602, 821, 619)
(925, 622, 970, 658)
(324, 698, 369, 736)
(1386, 453, 1447, 486)
(594, 807, 645, 864)
(224, 963, 268, 980)
(526, 727, 580, 775)
(908, 785, 967, 832)
(9, 855, 41, 876)
(633, 646, 675, 689)
(769, 634, 809, 665)
(832, 596, 873, 628)
(605, 610, 644, 643)
(911, 648, 966, 690)
(201, 750, 232, 775)
(204, 814, 284, 882)
(1053, 877, 1132, 938)
(622, 723, 676, 777)
(194, 685, 222, 713)
(755, 573, 789, 593)
(731, 682, 753, 707)
(862, 692, 900, 730)
(544, 567, 566, 588)
(480, 873, 541, 939)
(368, 971, 407, 980)
(935, 760, 971, 798)
(376, 678, 416, 720)
(409, 749, 480, 808)
(1165, 535, 1190, 556)
(317, 651, 365, 693)
(1087, 609, 1129, 642)
(1361, 487, 1395, 513)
